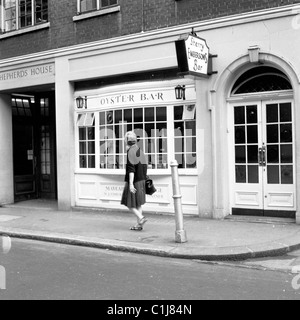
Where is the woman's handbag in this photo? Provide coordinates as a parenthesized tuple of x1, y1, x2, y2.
(145, 176, 157, 195)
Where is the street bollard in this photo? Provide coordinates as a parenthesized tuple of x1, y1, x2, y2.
(170, 160, 187, 243)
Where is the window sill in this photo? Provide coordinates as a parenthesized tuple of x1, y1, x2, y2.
(75, 169, 198, 176)
(0, 22, 50, 40)
(73, 5, 120, 22)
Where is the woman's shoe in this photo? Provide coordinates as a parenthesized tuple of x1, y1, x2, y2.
(130, 225, 143, 231)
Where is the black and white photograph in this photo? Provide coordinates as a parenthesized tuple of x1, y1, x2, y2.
(0, 0, 300, 304)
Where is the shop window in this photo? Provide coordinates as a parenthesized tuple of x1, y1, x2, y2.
(0, 0, 48, 33)
(78, 114, 95, 169)
(79, 0, 118, 13)
(174, 105, 197, 169)
(77, 105, 197, 171)
(99, 106, 168, 170)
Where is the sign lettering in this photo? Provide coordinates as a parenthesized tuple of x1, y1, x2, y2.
(0, 63, 55, 82)
(176, 34, 210, 78)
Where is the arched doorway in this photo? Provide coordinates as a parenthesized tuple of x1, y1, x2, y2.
(228, 66, 295, 218)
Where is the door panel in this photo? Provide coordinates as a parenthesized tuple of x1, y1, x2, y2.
(232, 103, 263, 210)
(230, 100, 296, 217)
(263, 101, 295, 211)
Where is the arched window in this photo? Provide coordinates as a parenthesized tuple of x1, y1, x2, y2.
(231, 67, 292, 95)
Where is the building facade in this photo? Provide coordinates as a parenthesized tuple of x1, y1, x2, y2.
(1, 0, 300, 223)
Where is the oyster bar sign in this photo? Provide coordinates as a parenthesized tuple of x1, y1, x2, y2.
(176, 33, 210, 77)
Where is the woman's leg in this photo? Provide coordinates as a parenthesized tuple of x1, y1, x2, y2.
(130, 207, 143, 222)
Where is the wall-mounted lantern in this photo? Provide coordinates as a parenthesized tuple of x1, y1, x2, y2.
(76, 96, 87, 109)
(175, 85, 186, 100)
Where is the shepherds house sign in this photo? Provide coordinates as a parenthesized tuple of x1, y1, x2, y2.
(176, 33, 211, 78)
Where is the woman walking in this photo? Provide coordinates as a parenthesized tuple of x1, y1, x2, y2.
(121, 131, 148, 231)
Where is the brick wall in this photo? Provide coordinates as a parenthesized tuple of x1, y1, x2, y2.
(0, 0, 299, 60)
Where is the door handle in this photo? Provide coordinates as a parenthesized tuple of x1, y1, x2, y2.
(262, 146, 266, 167)
(258, 146, 266, 167)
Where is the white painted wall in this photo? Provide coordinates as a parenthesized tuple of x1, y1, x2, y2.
(0, 94, 14, 205)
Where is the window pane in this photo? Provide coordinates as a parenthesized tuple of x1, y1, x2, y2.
(236, 166, 246, 183)
(235, 127, 245, 144)
(247, 126, 258, 144)
(106, 111, 113, 124)
(100, 112, 105, 125)
(175, 137, 184, 153)
(156, 107, 167, 121)
(156, 122, 167, 133)
(4, 2, 17, 32)
(268, 166, 279, 184)
(80, 155, 87, 168)
(174, 122, 184, 137)
(175, 154, 184, 169)
(174, 106, 183, 121)
(145, 123, 155, 138)
(81, 0, 97, 12)
(134, 108, 143, 122)
(185, 121, 196, 136)
(186, 154, 196, 168)
(115, 110, 122, 123)
(248, 166, 259, 184)
(186, 137, 196, 153)
(246, 106, 257, 124)
(146, 139, 155, 154)
(234, 106, 245, 125)
(247, 146, 258, 163)
(102, 0, 118, 7)
(280, 103, 292, 122)
(267, 125, 279, 143)
(88, 142, 95, 154)
(145, 108, 154, 122)
(267, 145, 279, 163)
(280, 124, 292, 143)
(79, 142, 86, 154)
(235, 146, 246, 163)
(159, 139, 168, 153)
(124, 109, 132, 123)
(88, 156, 95, 168)
(267, 104, 278, 123)
(281, 145, 293, 164)
(79, 128, 86, 140)
(281, 165, 293, 184)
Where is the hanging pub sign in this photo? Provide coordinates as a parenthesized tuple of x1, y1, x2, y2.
(176, 33, 214, 78)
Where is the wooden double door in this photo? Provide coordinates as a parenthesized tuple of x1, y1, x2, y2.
(13, 93, 57, 201)
(230, 100, 296, 218)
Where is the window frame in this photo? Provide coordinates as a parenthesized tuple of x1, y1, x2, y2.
(75, 104, 197, 175)
(77, 0, 118, 14)
(0, 0, 48, 34)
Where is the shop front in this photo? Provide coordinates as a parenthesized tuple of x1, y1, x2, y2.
(74, 80, 200, 215)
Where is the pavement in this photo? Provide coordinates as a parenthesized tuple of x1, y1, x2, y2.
(0, 200, 300, 264)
